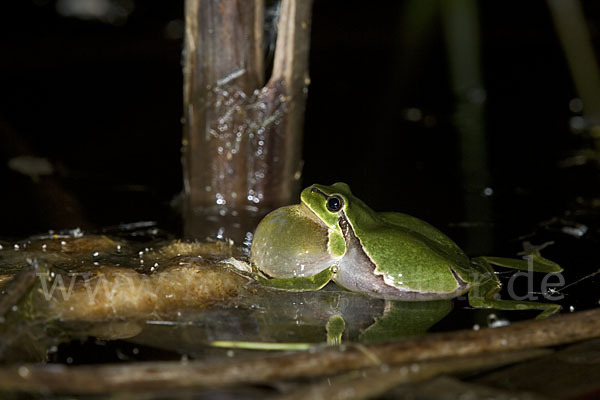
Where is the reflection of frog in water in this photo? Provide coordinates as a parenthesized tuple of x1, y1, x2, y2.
(251, 183, 562, 319)
(213, 289, 454, 347)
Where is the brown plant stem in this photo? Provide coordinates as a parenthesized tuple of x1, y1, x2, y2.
(182, 0, 312, 242)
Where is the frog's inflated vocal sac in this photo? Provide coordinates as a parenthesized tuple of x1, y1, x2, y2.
(250, 183, 563, 319)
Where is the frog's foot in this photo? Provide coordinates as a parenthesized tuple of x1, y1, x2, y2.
(326, 315, 345, 345)
(468, 259, 561, 319)
(256, 267, 335, 292)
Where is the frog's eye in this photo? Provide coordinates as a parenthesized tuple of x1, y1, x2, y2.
(326, 195, 344, 212)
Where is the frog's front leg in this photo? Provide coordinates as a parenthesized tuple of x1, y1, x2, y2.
(257, 267, 336, 291)
(467, 258, 562, 319)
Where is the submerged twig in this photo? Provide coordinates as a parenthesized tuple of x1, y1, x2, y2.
(0, 308, 598, 394)
(388, 376, 549, 400)
(0, 261, 37, 319)
(275, 349, 551, 400)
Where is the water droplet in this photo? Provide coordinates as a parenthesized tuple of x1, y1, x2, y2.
(69, 227, 83, 238)
(562, 224, 588, 238)
(404, 107, 422, 122)
(17, 366, 29, 378)
(569, 98, 584, 113)
(467, 87, 487, 104)
(570, 116, 586, 131)
(487, 313, 509, 328)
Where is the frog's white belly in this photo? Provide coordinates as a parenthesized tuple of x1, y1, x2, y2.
(332, 215, 470, 301)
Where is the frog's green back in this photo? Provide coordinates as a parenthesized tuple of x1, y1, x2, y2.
(357, 223, 466, 293)
(378, 212, 470, 268)
(345, 200, 472, 293)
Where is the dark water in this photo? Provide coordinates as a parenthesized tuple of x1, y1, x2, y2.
(0, 0, 599, 373)
(0, 1, 597, 236)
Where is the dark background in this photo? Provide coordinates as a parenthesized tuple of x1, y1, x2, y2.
(0, 0, 598, 257)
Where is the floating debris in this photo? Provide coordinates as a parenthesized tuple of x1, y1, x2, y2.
(7, 156, 54, 182)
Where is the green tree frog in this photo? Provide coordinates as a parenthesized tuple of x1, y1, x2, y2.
(250, 183, 562, 319)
